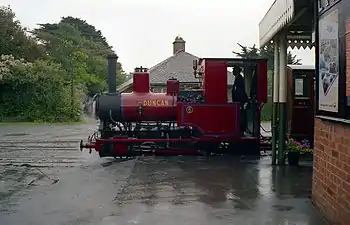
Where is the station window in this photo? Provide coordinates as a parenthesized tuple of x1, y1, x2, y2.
(294, 75, 310, 99)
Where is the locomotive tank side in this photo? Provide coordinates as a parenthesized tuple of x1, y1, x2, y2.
(120, 67, 179, 122)
(121, 92, 177, 122)
(95, 64, 180, 123)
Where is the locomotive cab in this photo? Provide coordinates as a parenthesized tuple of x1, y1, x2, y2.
(192, 58, 268, 138)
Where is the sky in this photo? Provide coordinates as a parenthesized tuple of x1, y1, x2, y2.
(2, 0, 315, 73)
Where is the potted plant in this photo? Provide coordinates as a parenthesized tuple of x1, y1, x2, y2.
(286, 138, 302, 165)
(300, 148, 313, 155)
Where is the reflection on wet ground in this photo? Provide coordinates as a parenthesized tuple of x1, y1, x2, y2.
(0, 123, 327, 225)
(112, 157, 327, 225)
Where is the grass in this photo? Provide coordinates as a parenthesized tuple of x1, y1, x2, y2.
(0, 121, 89, 125)
(0, 114, 98, 125)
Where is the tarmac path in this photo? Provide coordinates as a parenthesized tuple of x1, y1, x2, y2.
(0, 122, 327, 225)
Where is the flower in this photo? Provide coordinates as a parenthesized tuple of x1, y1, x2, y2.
(301, 139, 311, 149)
(286, 138, 313, 153)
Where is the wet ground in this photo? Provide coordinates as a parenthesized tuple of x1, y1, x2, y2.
(0, 122, 328, 225)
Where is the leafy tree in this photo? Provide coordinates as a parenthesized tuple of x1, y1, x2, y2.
(32, 19, 128, 96)
(0, 6, 127, 122)
(60, 16, 112, 50)
(0, 6, 44, 61)
(233, 43, 302, 70)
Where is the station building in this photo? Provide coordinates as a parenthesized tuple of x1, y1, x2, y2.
(259, 0, 350, 224)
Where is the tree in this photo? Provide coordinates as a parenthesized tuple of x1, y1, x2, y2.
(0, 6, 127, 122)
(233, 43, 302, 70)
(31, 18, 128, 96)
(0, 6, 44, 61)
(60, 16, 112, 50)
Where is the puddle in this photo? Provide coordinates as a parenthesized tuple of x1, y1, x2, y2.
(4, 133, 28, 137)
(272, 204, 294, 211)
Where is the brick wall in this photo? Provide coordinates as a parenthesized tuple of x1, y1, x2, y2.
(312, 118, 350, 225)
(346, 18, 350, 96)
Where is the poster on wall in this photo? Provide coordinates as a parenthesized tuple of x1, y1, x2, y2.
(346, 18, 350, 98)
(318, 9, 339, 112)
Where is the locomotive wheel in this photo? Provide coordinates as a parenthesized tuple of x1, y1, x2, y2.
(99, 150, 107, 158)
(198, 142, 219, 156)
(98, 142, 114, 158)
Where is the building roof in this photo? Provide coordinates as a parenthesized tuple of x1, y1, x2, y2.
(117, 78, 133, 92)
(117, 51, 234, 92)
(287, 64, 315, 71)
(149, 51, 199, 84)
(259, 0, 314, 49)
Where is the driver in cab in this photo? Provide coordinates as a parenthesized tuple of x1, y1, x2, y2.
(231, 66, 248, 135)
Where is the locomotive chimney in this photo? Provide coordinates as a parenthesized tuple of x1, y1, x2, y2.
(107, 53, 118, 93)
(173, 36, 185, 55)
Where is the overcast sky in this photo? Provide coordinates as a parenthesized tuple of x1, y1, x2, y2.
(2, 0, 315, 72)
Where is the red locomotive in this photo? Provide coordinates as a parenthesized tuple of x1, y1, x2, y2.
(80, 54, 268, 157)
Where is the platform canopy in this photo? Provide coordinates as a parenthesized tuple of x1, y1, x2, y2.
(259, 0, 316, 49)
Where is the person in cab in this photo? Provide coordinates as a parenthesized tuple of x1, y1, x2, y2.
(231, 66, 248, 135)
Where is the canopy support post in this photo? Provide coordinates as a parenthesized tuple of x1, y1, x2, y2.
(271, 38, 280, 165)
(278, 30, 288, 165)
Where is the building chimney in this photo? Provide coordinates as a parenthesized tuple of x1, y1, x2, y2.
(173, 36, 186, 54)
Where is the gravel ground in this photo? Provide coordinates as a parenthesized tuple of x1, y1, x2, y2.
(0, 121, 327, 225)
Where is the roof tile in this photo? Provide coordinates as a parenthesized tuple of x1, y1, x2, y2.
(118, 51, 234, 90)
(149, 51, 234, 85)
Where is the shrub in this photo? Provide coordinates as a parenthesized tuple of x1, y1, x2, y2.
(0, 54, 81, 122)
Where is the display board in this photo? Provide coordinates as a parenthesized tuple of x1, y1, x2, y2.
(346, 18, 350, 97)
(318, 9, 339, 112)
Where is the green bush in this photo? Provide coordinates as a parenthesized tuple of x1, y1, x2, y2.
(0, 55, 81, 122)
(260, 70, 273, 121)
(260, 96, 272, 121)
(0, 7, 128, 122)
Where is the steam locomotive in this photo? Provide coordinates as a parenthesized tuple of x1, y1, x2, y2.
(80, 54, 268, 157)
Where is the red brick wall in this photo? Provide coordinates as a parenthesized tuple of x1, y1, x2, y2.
(312, 118, 350, 225)
(346, 18, 350, 96)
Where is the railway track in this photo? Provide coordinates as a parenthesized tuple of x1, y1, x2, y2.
(0, 139, 87, 167)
